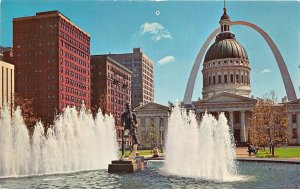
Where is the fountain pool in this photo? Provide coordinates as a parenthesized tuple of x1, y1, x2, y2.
(0, 161, 299, 188)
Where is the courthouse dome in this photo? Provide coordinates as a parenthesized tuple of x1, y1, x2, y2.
(202, 7, 251, 100)
(204, 36, 248, 62)
(204, 7, 248, 62)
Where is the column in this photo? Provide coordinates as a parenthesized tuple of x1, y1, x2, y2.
(0, 65, 2, 107)
(288, 114, 293, 142)
(297, 113, 300, 144)
(240, 111, 246, 142)
(229, 111, 234, 132)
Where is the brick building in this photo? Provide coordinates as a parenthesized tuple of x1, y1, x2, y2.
(107, 48, 154, 109)
(13, 10, 90, 124)
(91, 55, 132, 145)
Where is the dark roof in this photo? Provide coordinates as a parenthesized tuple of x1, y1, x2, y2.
(204, 33, 248, 62)
(220, 8, 230, 20)
(91, 55, 132, 73)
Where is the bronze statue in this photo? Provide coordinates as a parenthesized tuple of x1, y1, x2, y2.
(120, 103, 139, 159)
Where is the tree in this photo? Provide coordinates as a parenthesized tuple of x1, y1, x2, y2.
(11, 93, 39, 135)
(91, 91, 107, 117)
(140, 123, 158, 149)
(248, 94, 289, 156)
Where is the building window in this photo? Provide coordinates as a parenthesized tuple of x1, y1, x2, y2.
(292, 114, 297, 123)
(160, 117, 164, 128)
(234, 112, 240, 123)
(218, 75, 221, 84)
(224, 74, 228, 83)
(150, 118, 155, 125)
(230, 74, 234, 83)
(213, 76, 215, 84)
(292, 128, 297, 139)
(236, 74, 239, 83)
(208, 77, 211, 85)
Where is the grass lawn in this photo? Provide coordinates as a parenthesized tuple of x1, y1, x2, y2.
(256, 147, 300, 158)
(118, 149, 155, 158)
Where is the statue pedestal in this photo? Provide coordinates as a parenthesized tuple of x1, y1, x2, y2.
(108, 156, 146, 173)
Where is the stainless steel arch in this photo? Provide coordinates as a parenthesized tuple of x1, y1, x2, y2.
(183, 21, 297, 104)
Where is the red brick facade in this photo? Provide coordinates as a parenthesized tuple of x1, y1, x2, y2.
(91, 55, 132, 145)
(13, 11, 90, 124)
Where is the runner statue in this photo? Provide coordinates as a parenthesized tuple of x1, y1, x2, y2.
(121, 103, 140, 159)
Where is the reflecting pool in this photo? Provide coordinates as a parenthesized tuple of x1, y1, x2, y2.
(0, 161, 299, 189)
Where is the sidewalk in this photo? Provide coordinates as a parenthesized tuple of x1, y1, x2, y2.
(144, 147, 300, 164)
(235, 147, 300, 164)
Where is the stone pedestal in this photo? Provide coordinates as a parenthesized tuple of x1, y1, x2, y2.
(108, 156, 146, 173)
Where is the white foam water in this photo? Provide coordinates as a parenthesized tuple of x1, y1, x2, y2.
(164, 104, 241, 182)
(0, 105, 118, 177)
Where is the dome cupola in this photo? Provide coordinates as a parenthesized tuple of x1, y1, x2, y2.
(202, 6, 251, 99)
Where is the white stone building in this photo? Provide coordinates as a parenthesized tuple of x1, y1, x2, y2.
(134, 102, 169, 148)
(0, 60, 15, 109)
(193, 7, 300, 144)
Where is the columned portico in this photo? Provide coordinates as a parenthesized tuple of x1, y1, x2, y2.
(193, 92, 257, 144)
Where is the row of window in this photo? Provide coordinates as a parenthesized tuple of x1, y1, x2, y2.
(61, 85, 87, 97)
(143, 80, 154, 89)
(61, 76, 88, 90)
(64, 51, 89, 68)
(109, 89, 130, 98)
(108, 96, 130, 104)
(62, 67, 88, 83)
(59, 31, 89, 53)
(107, 80, 130, 91)
(65, 60, 87, 75)
(62, 93, 86, 104)
(205, 73, 250, 86)
(108, 72, 131, 82)
(205, 59, 248, 68)
(108, 65, 131, 79)
(62, 40, 89, 60)
(59, 19, 89, 45)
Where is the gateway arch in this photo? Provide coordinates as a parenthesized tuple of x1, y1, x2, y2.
(183, 21, 297, 104)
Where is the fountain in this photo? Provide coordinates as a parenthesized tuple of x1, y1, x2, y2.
(0, 104, 299, 188)
(164, 104, 239, 181)
(0, 105, 118, 178)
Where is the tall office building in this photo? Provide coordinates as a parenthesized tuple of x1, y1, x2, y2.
(13, 10, 90, 124)
(108, 48, 154, 109)
(91, 55, 132, 145)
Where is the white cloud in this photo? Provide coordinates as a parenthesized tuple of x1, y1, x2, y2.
(261, 69, 272, 73)
(140, 22, 172, 41)
(157, 56, 175, 65)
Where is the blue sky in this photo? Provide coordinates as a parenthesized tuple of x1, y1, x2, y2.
(1, 0, 299, 105)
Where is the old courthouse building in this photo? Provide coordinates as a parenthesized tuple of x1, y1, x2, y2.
(107, 48, 154, 109)
(192, 7, 300, 144)
(91, 55, 132, 145)
(13, 11, 90, 124)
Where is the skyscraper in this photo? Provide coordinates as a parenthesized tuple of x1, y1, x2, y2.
(13, 10, 90, 124)
(91, 55, 132, 145)
(107, 48, 154, 109)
